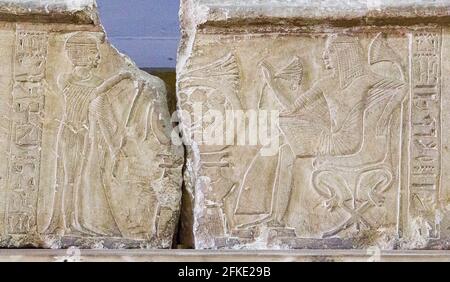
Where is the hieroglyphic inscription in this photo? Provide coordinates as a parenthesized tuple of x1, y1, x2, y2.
(410, 31, 442, 238)
(6, 30, 48, 234)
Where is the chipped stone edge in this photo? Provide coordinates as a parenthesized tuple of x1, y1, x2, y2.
(99, 11, 185, 250)
(0, 0, 184, 250)
(177, 0, 450, 250)
(0, 0, 98, 24)
(177, 0, 201, 249)
(193, 1, 450, 28)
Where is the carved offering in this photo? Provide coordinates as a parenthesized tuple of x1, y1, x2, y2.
(178, 0, 450, 249)
(0, 1, 183, 248)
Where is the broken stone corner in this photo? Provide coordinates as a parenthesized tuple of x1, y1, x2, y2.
(177, 0, 450, 250)
(0, 0, 183, 249)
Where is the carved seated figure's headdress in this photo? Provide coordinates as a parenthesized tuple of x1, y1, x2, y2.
(327, 35, 367, 89)
(65, 33, 99, 67)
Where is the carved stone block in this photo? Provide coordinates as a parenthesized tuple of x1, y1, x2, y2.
(178, 0, 450, 249)
(0, 0, 184, 249)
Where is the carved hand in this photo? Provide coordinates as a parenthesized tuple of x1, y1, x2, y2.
(111, 147, 128, 178)
(259, 61, 274, 85)
(280, 104, 298, 116)
(95, 71, 135, 98)
(118, 70, 134, 80)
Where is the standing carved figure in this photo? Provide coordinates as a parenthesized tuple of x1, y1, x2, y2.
(44, 33, 133, 236)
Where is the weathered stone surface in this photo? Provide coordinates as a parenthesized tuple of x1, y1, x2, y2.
(178, 0, 450, 249)
(0, 0, 98, 24)
(2, 249, 450, 262)
(0, 0, 183, 248)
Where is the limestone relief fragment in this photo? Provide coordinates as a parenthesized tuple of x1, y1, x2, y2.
(178, 0, 450, 250)
(0, 0, 183, 249)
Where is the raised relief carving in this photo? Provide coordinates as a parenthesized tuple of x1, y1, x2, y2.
(0, 27, 182, 247)
(178, 0, 450, 251)
(232, 57, 303, 237)
(309, 34, 407, 238)
(179, 53, 244, 244)
(232, 34, 407, 240)
(42, 33, 181, 244)
(44, 33, 140, 238)
(408, 31, 442, 240)
(180, 27, 437, 249)
(6, 30, 49, 235)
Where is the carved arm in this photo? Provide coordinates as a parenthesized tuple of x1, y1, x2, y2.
(376, 82, 408, 137)
(95, 71, 134, 97)
(260, 62, 292, 110)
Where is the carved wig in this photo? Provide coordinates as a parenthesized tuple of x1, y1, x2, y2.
(66, 33, 100, 67)
(327, 35, 367, 89)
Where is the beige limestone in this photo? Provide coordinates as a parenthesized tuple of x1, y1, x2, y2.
(178, 0, 450, 249)
(2, 249, 450, 262)
(0, 0, 184, 249)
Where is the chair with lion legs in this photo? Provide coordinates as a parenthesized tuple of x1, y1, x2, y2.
(310, 34, 407, 238)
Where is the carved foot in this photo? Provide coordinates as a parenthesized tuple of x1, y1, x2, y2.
(266, 219, 286, 228)
(44, 226, 65, 236)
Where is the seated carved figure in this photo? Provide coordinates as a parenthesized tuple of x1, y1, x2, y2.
(234, 34, 407, 238)
(291, 35, 407, 237)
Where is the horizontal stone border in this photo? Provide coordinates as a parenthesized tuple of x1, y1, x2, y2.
(1, 250, 450, 262)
